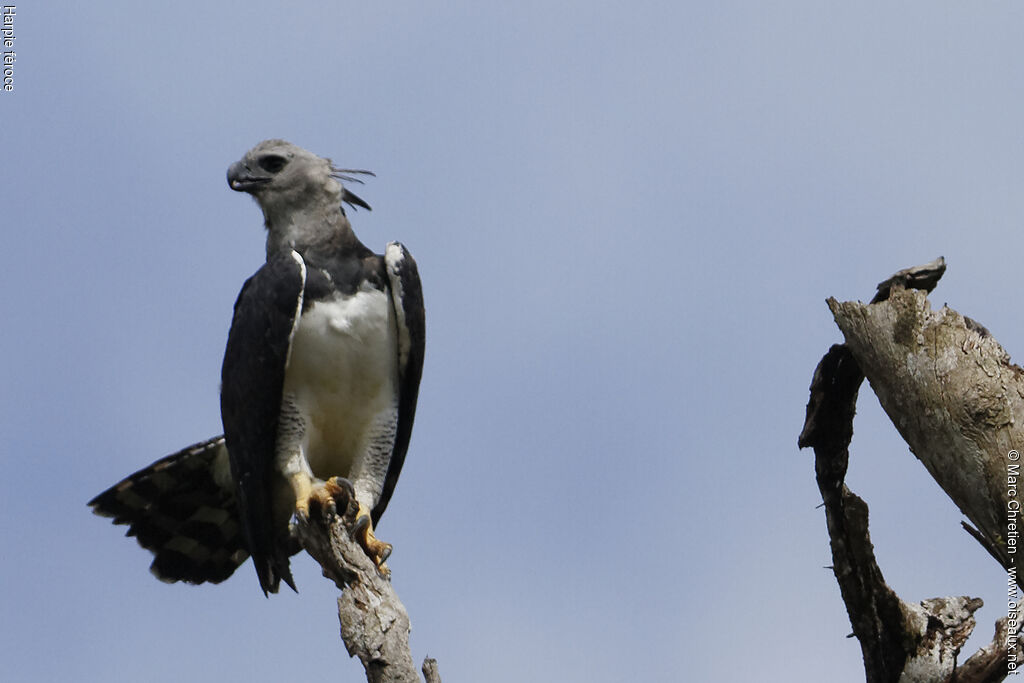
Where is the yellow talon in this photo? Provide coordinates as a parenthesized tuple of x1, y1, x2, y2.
(289, 474, 391, 577)
(290, 473, 314, 519)
(354, 503, 393, 578)
(292, 475, 354, 520)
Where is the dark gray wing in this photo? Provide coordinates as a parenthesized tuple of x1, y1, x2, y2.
(373, 242, 425, 524)
(220, 250, 306, 595)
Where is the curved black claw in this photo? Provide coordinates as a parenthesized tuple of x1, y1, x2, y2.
(350, 513, 371, 540)
(305, 494, 328, 521)
(324, 477, 356, 517)
(378, 543, 393, 565)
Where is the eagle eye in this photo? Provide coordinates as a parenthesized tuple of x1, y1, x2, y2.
(258, 155, 287, 173)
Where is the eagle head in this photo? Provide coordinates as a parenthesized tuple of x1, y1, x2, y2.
(227, 139, 373, 219)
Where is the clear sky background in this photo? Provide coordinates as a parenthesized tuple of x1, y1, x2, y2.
(2, 3, 1021, 682)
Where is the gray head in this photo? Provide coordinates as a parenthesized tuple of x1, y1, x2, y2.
(227, 139, 372, 234)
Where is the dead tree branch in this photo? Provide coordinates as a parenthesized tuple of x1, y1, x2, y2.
(294, 499, 440, 683)
(799, 257, 1020, 681)
(830, 281, 1023, 568)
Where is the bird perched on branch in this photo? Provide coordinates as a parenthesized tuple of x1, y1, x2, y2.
(90, 139, 425, 595)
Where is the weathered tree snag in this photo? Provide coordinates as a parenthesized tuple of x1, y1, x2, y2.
(830, 284, 1022, 567)
(959, 617, 1020, 683)
(294, 499, 440, 683)
(421, 658, 442, 683)
(800, 258, 1021, 682)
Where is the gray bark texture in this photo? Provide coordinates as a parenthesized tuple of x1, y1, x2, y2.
(799, 258, 1021, 682)
(830, 283, 1020, 567)
(294, 497, 441, 683)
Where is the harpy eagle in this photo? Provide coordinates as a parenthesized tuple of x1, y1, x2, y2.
(89, 140, 425, 595)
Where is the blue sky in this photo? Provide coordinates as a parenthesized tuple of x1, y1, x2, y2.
(2, 3, 1022, 681)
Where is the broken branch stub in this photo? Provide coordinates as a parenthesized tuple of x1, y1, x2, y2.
(829, 287, 1022, 567)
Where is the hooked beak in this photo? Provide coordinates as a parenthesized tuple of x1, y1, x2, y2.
(227, 161, 271, 193)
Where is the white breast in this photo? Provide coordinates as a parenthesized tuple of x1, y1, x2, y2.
(281, 284, 399, 487)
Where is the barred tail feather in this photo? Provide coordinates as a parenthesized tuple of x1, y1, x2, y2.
(89, 436, 249, 585)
